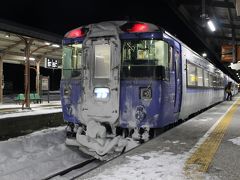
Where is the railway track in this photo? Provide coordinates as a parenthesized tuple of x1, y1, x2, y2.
(42, 158, 100, 180)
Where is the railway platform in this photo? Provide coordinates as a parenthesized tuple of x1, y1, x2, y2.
(0, 94, 63, 140)
(80, 94, 240, 180)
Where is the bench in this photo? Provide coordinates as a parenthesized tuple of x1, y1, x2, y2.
(14, 93, 25, 104)
(14, 93, 42, 104)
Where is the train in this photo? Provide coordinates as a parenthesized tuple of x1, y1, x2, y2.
(60, 21, 239, 159)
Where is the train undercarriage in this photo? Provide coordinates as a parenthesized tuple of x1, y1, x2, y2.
(65, 121, 153, 160)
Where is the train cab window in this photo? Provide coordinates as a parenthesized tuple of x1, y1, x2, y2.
(187, 62, 197, 86)
(121, 40, 169, 80)
(94, 44, 111, 79)
(197, 67, 203, 87)
(63, 47, 72, 79)
(62, 44, 83, 79)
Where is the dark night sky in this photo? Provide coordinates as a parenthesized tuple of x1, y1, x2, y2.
(0, 0, 207, 55)
(0, 0, 220, 92)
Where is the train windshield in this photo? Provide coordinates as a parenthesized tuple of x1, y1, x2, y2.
(62, 44, 83, 79)
(121, 40, 169, 79)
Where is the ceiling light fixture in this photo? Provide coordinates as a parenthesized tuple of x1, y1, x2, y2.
(202, 52, 207, 58)
(52, 44, 60, 48)
(207, 20, 216, 32)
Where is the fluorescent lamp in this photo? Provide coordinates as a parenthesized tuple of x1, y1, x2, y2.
(207, 20, 216, 32)
(52, 44, 60, 47)
(45, 42, 51, 45)
(24, 57, 35, 61)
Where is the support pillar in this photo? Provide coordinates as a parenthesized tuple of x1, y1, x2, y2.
(22, 39, 32, 109)
(36, 59, 40, 95)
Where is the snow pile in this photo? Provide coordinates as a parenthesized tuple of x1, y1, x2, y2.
(228, 137, 240, 146)
(86, 150, 187, 180)
(0, 127, 90, 180)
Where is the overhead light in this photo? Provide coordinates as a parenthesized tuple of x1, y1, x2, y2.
(29, 57, 35, 61)
(5, 33, 10, 38)
(24, 57, 35, 61)
(52, 44, 60, 48)
(45, 42, 51, 45)
(202, 52, 207, 58)
(207, 20, 216, 32)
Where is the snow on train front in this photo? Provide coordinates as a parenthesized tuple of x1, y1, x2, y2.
(61, 22, 130, 160)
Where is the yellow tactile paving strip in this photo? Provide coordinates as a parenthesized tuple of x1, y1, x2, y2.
(185, 99, 240, 174)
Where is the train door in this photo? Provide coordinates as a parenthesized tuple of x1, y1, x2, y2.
(81, 35, 121, 125)
(174, 48, 182, 113)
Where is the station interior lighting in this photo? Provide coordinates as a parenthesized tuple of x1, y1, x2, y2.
(52, 44, 60, 48)
(202, 52, 207, 58)
(24, 57, 35, 61)
(5, 33, 10, 38)
(45, 42, 51, 45)
(207, 20, 216, 32)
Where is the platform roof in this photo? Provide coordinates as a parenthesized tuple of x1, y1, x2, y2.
(0, 19, 62, 67)
(167, 0, 240, 82)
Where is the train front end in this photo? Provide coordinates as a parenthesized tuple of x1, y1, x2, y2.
(60, 21, 172, 159)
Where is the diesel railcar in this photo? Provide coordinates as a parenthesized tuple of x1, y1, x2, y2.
(60, 21, 238, 159)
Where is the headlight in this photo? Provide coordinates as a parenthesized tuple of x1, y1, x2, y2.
(94, 88, 110, 100)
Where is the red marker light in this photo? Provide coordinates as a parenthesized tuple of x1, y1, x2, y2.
(129, 23, 149, 32)
(120, 22, 150, 33)
(65, 27, 88, 38)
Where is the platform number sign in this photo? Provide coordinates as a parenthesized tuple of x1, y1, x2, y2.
(46, 58, 58, 68)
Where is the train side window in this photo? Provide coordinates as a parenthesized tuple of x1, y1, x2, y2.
(197, 67, 203, 87)
(204, 71, 209, 87)
(187, 62, 197, 86)
(209, 74, 214, 87)
(94, 44, 111, 79)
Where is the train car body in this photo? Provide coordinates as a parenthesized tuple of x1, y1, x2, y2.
(60, 21, 238, 159)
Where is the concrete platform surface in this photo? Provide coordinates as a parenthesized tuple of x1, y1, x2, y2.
(80, 95, 240, 180)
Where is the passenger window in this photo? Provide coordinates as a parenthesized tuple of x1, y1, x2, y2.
(187, 62, 197, 86)
(209, 74, 214, 87)
(204, 71, 209, 87)
(197, 67, 203, 86)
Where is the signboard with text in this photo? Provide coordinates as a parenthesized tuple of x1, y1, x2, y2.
(45, 58, 58, 68)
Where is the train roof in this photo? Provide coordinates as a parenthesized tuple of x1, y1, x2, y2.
(64, 21, 160, 38)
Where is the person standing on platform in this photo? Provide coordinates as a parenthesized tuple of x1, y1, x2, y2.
(225, 82, 232, 101)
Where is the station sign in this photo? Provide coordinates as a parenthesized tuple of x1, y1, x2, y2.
(221, 45, 240, 63)
(45, 58, 58, 68)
